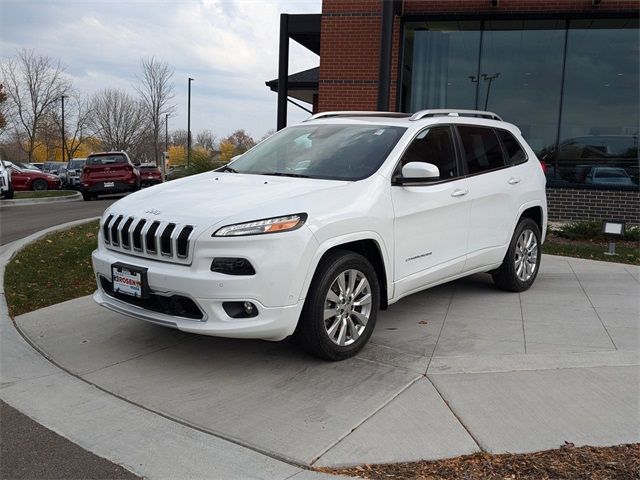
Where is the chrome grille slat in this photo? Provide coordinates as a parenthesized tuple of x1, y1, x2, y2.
(103, 213, 196, 264)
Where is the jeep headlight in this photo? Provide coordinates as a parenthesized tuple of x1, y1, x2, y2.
(214, 214, 307, 237)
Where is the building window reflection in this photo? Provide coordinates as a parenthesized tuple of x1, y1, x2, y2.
(400, 17, 639, 191)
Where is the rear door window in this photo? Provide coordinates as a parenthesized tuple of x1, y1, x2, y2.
(497, 129, 527, 166)
(457, 126, 505, 175)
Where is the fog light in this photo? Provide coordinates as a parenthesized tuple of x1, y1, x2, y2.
(243, 301, 255, 315)
(223, 301, 258, 318)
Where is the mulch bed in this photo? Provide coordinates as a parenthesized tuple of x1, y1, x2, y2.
(318, 444, 640, 479)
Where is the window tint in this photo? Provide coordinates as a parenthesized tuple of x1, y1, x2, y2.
(399, 126, 458, 179)
(497, 129, 527, 165)
(458, 126, 505, 174)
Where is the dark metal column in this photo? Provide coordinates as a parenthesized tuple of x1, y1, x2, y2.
(377, 0, 394, 111)
(187, 77, 193, 166)
(277, 13, 289, 130)
(60, 95, 66, 162)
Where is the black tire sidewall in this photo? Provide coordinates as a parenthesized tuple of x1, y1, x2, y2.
(299, 251, 380, 360)
(32, 179, 48, 191)
(500, 218, 542, 291)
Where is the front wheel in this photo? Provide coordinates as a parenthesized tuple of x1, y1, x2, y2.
(492, 218, 541, 292)
(32, 179, 48, 191)
(295, 250, 380, 361)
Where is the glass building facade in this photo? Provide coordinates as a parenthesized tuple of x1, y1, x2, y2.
(400, 18, 639, 190)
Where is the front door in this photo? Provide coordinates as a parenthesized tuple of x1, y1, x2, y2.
(391, 126, 472, 298)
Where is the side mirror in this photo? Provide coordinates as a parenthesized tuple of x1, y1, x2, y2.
(394, 162, 440, 185)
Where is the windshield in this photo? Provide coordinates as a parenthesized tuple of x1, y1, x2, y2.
(229, 124, 406, 181)
(69, 160, 85, 169)
(87, 154, 127, 166)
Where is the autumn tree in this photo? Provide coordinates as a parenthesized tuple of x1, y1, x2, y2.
(259, 129, 276, 142)
(89, 88, 147, 152)
(0, 49, 70, 161)
(223, 129, 256, 154)
(135, 57, 175, 166)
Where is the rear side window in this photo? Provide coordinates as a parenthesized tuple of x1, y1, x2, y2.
(497, 129, 527, 165)
(87, 154, 127, 166)
(457, 126, 505, 174)
(398, 126, 459, 180)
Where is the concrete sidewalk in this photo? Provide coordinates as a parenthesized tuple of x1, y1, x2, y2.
(3, 252, 638, 474)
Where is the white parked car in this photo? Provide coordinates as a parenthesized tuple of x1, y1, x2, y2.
(0, 159, 13, 199)
(92, 110, 547, 360)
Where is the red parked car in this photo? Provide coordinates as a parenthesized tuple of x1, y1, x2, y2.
(80, 152, 140, 201)
(139, 163, 163, 187)
(2, 161, 61, 191)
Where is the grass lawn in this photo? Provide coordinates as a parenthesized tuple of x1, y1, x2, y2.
(543, 234, 640, 265)
(4, 221, 99, 317)
(14, 190, 78, 199)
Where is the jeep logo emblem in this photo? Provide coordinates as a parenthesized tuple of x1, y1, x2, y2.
(145, 209, 161, 215)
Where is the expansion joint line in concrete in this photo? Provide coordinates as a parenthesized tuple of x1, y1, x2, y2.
(308, 376, 422, 465)
(424, 375, 484, 452)
(566, 260, 618, 352)
(424, 284, 457, 375)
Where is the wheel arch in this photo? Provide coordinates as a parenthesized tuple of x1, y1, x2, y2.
(300, 233, 392, 310)
(516, 202, 546, 242)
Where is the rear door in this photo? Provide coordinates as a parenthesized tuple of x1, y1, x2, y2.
(456, 125, 527, 269)
(391, 125, 472, 297)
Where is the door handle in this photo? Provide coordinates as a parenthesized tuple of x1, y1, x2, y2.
(508, 177, 521, 185)
(451, 189, 469, 197)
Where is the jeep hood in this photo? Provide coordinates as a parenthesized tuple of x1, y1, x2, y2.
(104, 171, 349, 229)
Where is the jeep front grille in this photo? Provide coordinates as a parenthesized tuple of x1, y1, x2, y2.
(102, 214, 196, 264)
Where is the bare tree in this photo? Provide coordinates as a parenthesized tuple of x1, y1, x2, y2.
(89, 88, 147, 152)
(259, 129, 276, 142)
(135, 57, 175, 166)
(49, 92, 92, 160)
(0, 83, 7, 136)
(0, 49, 70, 161)
(222, 129, 256, 155)
(195, 129, 217, 152)
(171, 129, 188, 149)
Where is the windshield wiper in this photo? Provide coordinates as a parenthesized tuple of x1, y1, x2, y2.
(260, 172, 311, 178)
(218, 165, 238, 173)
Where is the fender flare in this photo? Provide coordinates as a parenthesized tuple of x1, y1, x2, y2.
(298, 230, 394, 303)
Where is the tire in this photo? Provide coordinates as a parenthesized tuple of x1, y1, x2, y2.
(82, 191, 93, 201)
(295, 250, 380, 361)
(32, 179, 48, 191)
(3, 182, 14, 199)
(492, 218, 542, 292)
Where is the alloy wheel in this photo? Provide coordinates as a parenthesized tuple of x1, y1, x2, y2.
(323, 269, 372, 346)
(514, 228, 538, 282)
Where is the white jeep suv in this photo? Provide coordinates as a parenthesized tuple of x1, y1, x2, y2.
(92, 110, 547, 360)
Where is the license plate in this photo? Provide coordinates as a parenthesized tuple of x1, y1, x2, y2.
(104, 181, 115, 188)
(111, 263, 148, 298)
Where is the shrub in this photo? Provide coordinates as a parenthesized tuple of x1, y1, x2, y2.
(554, 220, 640, 242)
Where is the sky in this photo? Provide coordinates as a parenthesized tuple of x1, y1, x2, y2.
(0, 0, 321, 141)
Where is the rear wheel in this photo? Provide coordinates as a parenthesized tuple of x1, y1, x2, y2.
(492, 218, 541, 292)
(32, 179, 48, 191)
(2, 182, 13, 199)
(82, 191, 93, 201)
(295, 250, 379, 361)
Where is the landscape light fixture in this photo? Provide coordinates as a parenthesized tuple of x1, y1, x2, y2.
(602, 220, 625, 256)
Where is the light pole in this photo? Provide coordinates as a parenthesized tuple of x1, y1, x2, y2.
(61, 95, 66, 163)
(187, 77, 194, 167)
(482, 72, 500, 110)
(164, 113, 169, 178)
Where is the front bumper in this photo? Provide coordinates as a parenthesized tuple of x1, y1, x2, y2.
(91, 226, 318, 340)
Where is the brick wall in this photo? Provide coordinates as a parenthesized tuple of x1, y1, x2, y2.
(319, 0, 639, 113)
(547, 188, 640, 223)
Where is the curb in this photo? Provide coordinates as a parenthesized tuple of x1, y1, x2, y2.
(0, 219, 336, 480)
(0, 191, 82, 207)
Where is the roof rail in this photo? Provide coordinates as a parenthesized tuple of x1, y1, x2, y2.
(410, 109, 502, 121)
(305, 111, 411, 121)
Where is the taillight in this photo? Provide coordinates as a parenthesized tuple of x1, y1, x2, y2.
(539, 161, 548, 174)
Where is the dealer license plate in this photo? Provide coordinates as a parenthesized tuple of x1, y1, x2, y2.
(111, 263, 148, 298)
(104, 181, 115, 188)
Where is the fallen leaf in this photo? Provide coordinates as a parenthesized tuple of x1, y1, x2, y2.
(418, 320, 428, 325)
